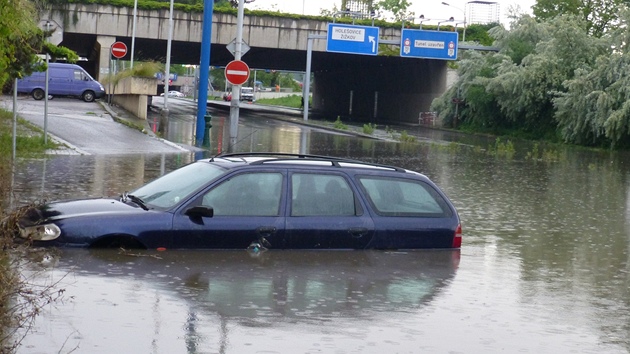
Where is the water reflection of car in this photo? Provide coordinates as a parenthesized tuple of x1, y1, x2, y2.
(17, 153, 462, 250)
(38, 248, 460, 319)
(160, 90, 184, 98)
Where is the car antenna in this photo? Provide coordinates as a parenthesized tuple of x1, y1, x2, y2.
(210, 129, 258, 161)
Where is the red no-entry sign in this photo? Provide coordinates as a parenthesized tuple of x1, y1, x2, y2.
(111, 41, 128, 59)
(225, 60, 250, 85)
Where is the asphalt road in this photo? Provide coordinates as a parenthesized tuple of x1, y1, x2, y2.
(0, 95, 191, 155)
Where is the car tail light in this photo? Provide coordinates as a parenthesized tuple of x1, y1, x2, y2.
(452, 224, 462, 248)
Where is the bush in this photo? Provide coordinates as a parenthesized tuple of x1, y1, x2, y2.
(363, 123, 376, 135)
(333, 116, 348, 130)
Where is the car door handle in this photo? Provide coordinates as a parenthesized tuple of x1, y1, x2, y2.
(256, 226, 277, 236)
(348, 227, 368, 238)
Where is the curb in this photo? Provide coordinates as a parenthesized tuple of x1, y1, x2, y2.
(99, 101, 202, 153)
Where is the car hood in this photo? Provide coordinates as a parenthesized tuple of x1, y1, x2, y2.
(20, 198, 144, 226)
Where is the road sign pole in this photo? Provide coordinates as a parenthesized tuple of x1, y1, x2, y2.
(12, 78, 17, 162)
(44, 21, 50, 145)
(229, 0, 246, 144)
(303, 33, 325, 122)
(303, 35, 314, 122)
(195, 0, 214, 147)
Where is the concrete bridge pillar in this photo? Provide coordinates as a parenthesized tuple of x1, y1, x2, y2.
(96, 35, 116, 82)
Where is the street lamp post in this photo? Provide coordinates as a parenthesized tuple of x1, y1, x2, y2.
(437, 17, 454, 31)
(401, 15, 414, 29)
(441, 1, 466, 41)
(163, 0, 174, 113)
(130, 0, 138, 68)
(403, 15, 430, 30)
(333, 10, 362, 25)
(370, 10, 378, 26)
(418, 14, 429, 29)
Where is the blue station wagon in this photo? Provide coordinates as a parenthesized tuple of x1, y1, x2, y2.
(17, 153, 462, 250)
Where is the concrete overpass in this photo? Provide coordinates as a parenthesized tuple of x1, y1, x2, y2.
(44, 4, 449, 124)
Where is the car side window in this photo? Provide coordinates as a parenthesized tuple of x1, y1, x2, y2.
(202, 172, 282, 216)
(291, 173, 356, 216)
(358, 176, 452, 217)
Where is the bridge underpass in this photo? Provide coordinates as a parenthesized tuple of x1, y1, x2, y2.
(48, 4, 449, 124)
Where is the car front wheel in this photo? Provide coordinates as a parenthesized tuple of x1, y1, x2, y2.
(82, 90, 95, 102)
(32, 89, 45, 100)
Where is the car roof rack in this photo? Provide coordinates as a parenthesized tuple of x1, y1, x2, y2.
(213, 152, 407, 172)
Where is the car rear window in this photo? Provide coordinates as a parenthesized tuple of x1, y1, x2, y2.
(291, 173, 357, 216)
(358, 176, 452, 217)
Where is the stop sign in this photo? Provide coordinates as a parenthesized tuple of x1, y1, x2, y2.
(225, 60, 250, 85)
(111, 41, 128, 59)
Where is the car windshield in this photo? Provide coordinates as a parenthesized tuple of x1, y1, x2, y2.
(131, 162, 226, 209)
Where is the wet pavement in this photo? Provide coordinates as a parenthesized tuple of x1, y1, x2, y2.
(0, 95, 197, 155)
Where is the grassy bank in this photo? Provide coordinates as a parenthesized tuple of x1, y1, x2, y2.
(0, 109, 59, 158)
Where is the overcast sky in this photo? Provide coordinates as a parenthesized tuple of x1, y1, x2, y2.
(248, 0, 536, 27)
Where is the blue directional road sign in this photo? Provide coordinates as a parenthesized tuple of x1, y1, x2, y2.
(400, 29, 458, 60)
(327, 23, 379, 56)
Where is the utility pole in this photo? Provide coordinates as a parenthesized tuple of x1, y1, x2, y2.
(130, 0, 138, 68)
(163, 0, 175, 113)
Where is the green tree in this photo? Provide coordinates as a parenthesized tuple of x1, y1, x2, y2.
(432, 14, 607, 141)
(464, 23, 499, 46)
(0, 0, 40, 89)
(374, 0, 413, 21)
(432, 50, 508, 129)
(553, 9, 630, 147)
(0, 0, 78, 92)
(532, 0, 621, 36)
(320, 4, 340, 17)
(487, 15, 603, 135)
(210, 67, 226, 91)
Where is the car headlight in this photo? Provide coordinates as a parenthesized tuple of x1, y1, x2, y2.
(19, 223, 61, 241)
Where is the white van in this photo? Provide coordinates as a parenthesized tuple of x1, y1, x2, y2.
(240, 87, 254, 102)
(17, 63, 106, 102)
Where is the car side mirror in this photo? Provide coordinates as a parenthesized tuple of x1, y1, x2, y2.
(185, 206, 214, 218)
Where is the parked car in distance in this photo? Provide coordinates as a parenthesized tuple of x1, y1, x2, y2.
(16, 153, 462, 250)
(240, 87, 254, 102)
(16, 62, 106, 102)
(160, 90, 185, 98)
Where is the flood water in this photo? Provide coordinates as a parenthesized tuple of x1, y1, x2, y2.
(7, 111, 630, 353)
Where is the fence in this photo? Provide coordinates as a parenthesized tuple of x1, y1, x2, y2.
(419, 112, 437, 126)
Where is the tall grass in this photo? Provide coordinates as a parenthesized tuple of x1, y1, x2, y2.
(100, 61, 163, 87)
(255, 94, 303, 108)
(0, 109, 57, 157)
